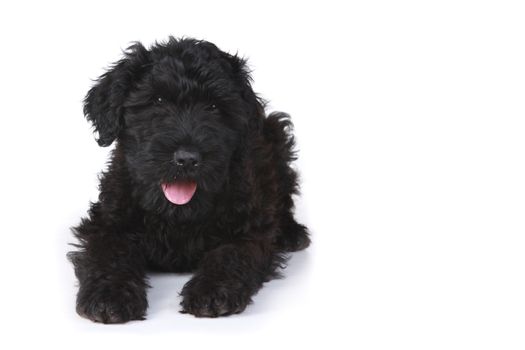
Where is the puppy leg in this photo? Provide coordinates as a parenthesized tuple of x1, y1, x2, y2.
(68, 227, 148, 324)
(275, 214, 311, 252)
(180, 242, 282, 317)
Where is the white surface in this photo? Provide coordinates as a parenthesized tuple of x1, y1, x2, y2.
(0, 0, 524, 349)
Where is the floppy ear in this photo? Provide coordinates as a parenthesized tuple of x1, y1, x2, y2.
(84, 43, 149, 146)
(224, 53, 265, 131)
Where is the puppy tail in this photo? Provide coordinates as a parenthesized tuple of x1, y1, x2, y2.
(263, 112, 298, 163)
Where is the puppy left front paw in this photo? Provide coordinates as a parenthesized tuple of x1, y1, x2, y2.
(180, 276, 251, 317)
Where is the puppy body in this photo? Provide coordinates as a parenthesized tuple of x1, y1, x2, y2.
(69, 38, 309, 323)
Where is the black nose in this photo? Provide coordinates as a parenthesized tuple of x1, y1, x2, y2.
(174, 149, 201, 167)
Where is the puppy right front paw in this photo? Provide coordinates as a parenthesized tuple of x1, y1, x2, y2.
(76, 284, 148, 324)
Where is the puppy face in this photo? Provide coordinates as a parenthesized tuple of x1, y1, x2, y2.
(83, 38, 263, 217)
(122, 50, 244, 207)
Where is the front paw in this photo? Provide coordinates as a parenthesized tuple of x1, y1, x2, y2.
(180, 276, 251, 317)
(76, 282, 147, 324)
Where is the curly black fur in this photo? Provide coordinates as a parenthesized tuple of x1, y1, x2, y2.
(68, 37, 310, 323)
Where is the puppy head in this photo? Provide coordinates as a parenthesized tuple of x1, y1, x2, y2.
(84, 38, 264, 216)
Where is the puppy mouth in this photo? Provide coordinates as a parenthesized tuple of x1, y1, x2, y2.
(161, 179, 197, 205)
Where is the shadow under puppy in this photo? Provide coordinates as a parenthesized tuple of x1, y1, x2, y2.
(68, 37, 310, 323)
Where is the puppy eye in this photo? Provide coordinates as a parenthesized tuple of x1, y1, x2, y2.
(205, 104, 217, 112)
(155, 97, 163, 104)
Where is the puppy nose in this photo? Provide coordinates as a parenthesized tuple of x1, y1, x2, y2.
(174, 149, 201, 167)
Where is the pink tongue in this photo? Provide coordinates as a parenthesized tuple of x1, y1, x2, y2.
(162, 180, 197, 205)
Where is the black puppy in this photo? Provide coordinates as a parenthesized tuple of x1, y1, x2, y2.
(68, 37, 309, 323)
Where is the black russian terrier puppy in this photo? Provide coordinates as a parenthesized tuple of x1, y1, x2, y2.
(68, 37, 310, 323)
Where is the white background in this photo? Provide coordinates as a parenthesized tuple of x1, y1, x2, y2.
(0, 0, 524, 349)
